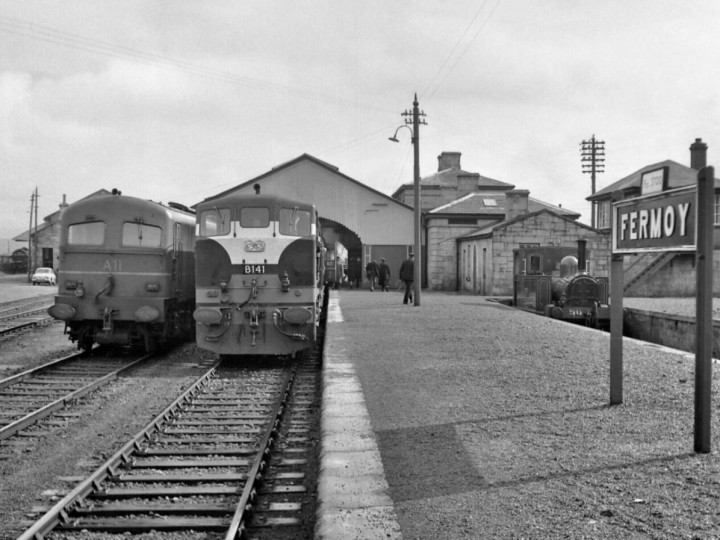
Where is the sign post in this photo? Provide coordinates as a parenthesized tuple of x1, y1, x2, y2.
(610, 191, 625, 405)
(611, 167, 714, 453)
(695, 166, 714, 453)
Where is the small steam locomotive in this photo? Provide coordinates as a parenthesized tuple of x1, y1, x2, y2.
(513, 240, 610, 329)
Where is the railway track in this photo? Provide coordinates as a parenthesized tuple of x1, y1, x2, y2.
(18, 346, 322, 539)
(0, 294, 55, 337)
(0, 351, 151, 443)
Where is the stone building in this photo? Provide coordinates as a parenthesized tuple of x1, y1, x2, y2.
(393, 151, 607, 292)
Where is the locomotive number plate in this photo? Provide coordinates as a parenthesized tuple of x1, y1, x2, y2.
(242, 264, 266, 274)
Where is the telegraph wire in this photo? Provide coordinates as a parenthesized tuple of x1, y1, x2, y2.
(422, 0, 503, 102)
(0, 15, 395, 114)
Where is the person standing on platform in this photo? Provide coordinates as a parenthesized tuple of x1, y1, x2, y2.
(366, 260, 379, 291)
(399, 253, 414, 304)
(348, 257, 362, 289)
(378, 258, 391, 292)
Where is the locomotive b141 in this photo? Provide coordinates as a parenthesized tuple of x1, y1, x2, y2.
(49, 191, 196, 351)
(513, 240, 610, 329)
(192, 188, 326, 357)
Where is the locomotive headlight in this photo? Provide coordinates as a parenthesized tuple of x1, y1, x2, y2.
(194, 307, 224, 325)
(145, 282, 160, 292)
(134, 305, 160, 322)
(219, 280, 228, 292)
(75, 282, 85, 298)
(48, 303, 75, 321)
(282, 307, 312, 325)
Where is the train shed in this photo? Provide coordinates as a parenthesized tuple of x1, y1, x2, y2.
(197, 154, 415, 286)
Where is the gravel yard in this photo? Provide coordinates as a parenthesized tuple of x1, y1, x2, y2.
(333, 290, 720, 540)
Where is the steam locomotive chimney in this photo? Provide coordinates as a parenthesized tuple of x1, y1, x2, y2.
(577, 239, 587, 273)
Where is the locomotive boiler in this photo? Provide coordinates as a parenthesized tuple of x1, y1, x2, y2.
(192, 188, 326, 357)
(48, 191, 196, 351)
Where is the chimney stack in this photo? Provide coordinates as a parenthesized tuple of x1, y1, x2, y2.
(437, 151, 461, 172)
(505, 189, 530, 221)
(690, 138, 708, 170)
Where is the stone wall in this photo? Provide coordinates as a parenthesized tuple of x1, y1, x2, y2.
(490, 213, 610, 295)
(426, 221, 478, 290)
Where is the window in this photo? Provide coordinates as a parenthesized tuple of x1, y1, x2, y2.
(279, 207, 311, 236)
(529, 255, 542, 274)
(68, 221, 105, 245)
(199, 207, 231, 236)
(483, 198, 497, 206)
(122, 222, 162, 247)
(240, 207, 270, 228)
(596, 200, 611, 229)
(714, 195, 720, 225)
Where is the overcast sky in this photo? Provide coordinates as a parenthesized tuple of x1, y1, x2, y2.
(2, 0, 718, 247)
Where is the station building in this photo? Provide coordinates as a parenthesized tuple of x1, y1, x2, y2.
(588, 138, 720, 296)
(393, 151, 609, 295)
(13, 189, 110, 274)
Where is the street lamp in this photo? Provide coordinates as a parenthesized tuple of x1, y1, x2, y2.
(389, 94, 425, 306)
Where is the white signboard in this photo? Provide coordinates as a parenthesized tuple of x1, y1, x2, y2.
(641, 166, 668, 196)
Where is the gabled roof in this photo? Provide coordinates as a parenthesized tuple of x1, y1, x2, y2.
(588, 160, 702, 201)
(458, 208, 599, 241)
(199, 153, 410, 209)
(428, 192, 580, 218)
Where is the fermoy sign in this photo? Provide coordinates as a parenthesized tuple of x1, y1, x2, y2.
(612, 185, 696, 254)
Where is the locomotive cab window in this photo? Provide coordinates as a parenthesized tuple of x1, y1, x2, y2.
(240, 207, 270, 228)
(68, 221, 106, 245)
(122, 222, 162, 247)
(279, 207, 311, 236)
(199, 207, 231, 236)
(529, 255, 542, 274)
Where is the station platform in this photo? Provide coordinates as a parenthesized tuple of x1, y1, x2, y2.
(314, 289, 717, 539)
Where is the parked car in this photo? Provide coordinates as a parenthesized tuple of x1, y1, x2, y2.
(31, 267, 56, 286)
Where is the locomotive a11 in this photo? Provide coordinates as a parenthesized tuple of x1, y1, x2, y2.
(513, 240, 610, 329)
(49, 191, 196, 351)
(192, 186, 326, 357)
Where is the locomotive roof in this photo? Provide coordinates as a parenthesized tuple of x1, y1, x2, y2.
(62, 193, 195, 224)
(195, 192, 316, 212)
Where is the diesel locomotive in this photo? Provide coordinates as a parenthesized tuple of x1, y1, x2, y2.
(513, 240, 610, 328)
(48, 191, 196, 351)
(192, 187, 326, 357)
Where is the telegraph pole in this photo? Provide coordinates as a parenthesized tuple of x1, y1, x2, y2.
(389, 94, 426, 306)
(402, 95, 426, 306)
(581, 135, 605, 227)
(27, 190, 34, 281)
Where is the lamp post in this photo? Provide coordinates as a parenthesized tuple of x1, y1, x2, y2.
(389, 94, 426, 306)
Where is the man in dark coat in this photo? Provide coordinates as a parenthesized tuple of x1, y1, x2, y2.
(399, 253, 414, 304)
(366, 260, 379, 291)
(377, 258, 391, 292)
